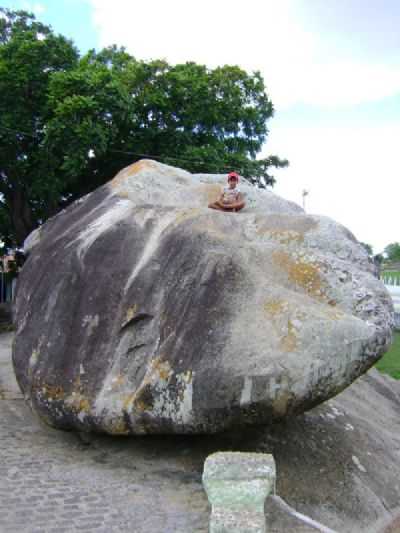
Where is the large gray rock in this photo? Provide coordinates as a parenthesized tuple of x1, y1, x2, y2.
(13, 159, 394, 434)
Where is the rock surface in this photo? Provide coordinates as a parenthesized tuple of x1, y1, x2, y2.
(13, 159, 394, 434)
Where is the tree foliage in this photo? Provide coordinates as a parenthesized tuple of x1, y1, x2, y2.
(360, 242, 373, 256)
(0, 8, 78, 246)
(0, 9, 288, 247)
(384, 242, 400, 262)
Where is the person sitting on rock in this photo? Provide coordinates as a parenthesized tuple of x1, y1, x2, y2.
(208, 171, 246, 212)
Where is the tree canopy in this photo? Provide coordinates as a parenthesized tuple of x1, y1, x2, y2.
(360, 242, 373, 256)
(0, 8, 288, 247)
(384, 242, 400, 263)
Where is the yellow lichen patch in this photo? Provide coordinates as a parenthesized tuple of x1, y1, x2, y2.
(154, 359, 172, 381)
(122, 392, 136, 411)
(111, 374, 126, 390)
(127, 159, 157, 175)
(110, 160, 156, 189)
(78, 398, 90, 412)
(108, 417, 130, 435)
(258, 229, 304, 245)
(67, 393, 91, 413)
(273, 390, 291, 417)
(29, 349, 39, 367)
(126, 383, 154, 413)
(182, 370, 192, 384)
(280, 320, 297, 352)
(264, 298, 287, 317)
(134, 397, 151, 412)
(122, 389, 151, 412)
(273, 251, 323, 297)
(40, 383, 65, 401)
(122, 357, 172, 412)
(117, 191, 129, 199)
(121, 305, 138, 329)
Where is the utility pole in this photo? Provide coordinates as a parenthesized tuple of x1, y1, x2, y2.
(302, 189, 309, 211)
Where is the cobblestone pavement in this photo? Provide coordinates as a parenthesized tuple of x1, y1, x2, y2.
(0, 333, 210, 533)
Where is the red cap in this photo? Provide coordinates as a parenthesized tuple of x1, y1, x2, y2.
(228, 171, 239, 181)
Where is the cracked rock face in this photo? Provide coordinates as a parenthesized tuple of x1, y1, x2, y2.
(12, 160, 394, 435)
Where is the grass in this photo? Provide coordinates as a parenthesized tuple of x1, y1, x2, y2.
(381, 270, 400, 284)
(375, 332, 400, 379)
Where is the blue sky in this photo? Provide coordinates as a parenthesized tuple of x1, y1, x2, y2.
(2, 0, 96, 52)
(3, 0, 399, 253)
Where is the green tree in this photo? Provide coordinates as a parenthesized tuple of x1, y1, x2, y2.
(384, 242, 400, 262)
(360, 242, 373, 256)
(0, 8, 78, 246)
(0, 10, 287, 247)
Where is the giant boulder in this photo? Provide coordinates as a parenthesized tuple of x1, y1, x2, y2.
(12, 160, 394, 434)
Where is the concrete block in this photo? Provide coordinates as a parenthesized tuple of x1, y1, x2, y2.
(202, 451, 276, 533)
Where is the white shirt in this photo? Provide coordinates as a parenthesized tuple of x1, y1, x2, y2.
(222, 186, 241, 203)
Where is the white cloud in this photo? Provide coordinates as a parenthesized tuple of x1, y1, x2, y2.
(266, 122, 400, 254)
(88, 0, 400, 110)
(22, 2, 46, 16)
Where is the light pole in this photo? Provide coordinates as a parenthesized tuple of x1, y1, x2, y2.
(302, 189, 309, 211)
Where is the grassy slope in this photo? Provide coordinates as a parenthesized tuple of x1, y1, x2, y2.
(375, 332, 400, 379)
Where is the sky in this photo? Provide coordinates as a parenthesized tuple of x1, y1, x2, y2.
(4, 0, 399, 253)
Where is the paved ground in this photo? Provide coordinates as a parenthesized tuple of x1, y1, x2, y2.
(0, 332, 210, 533)
(3, 329, 400, 533)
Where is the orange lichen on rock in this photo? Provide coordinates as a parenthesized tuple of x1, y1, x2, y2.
(258, 228, 304, 245)
(280, 320, 298, 352)
(110, 159, 157, 188)
(122, 357, 171, 413)
(273, 389, 291, 416)
(273, 251, 323, 298)
(68, 394, 91, 413)
(111, 374, 126, 390)
(40, 383, 65, 401)
(264, 298, 288, 317)
(122, 392, 136, 411)
(152, 358, 172, 381)
(121, 305, 138, 329)
(108, 417, 130, 435)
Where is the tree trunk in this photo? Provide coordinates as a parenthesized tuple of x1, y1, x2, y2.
(6, 184, 35, 247)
